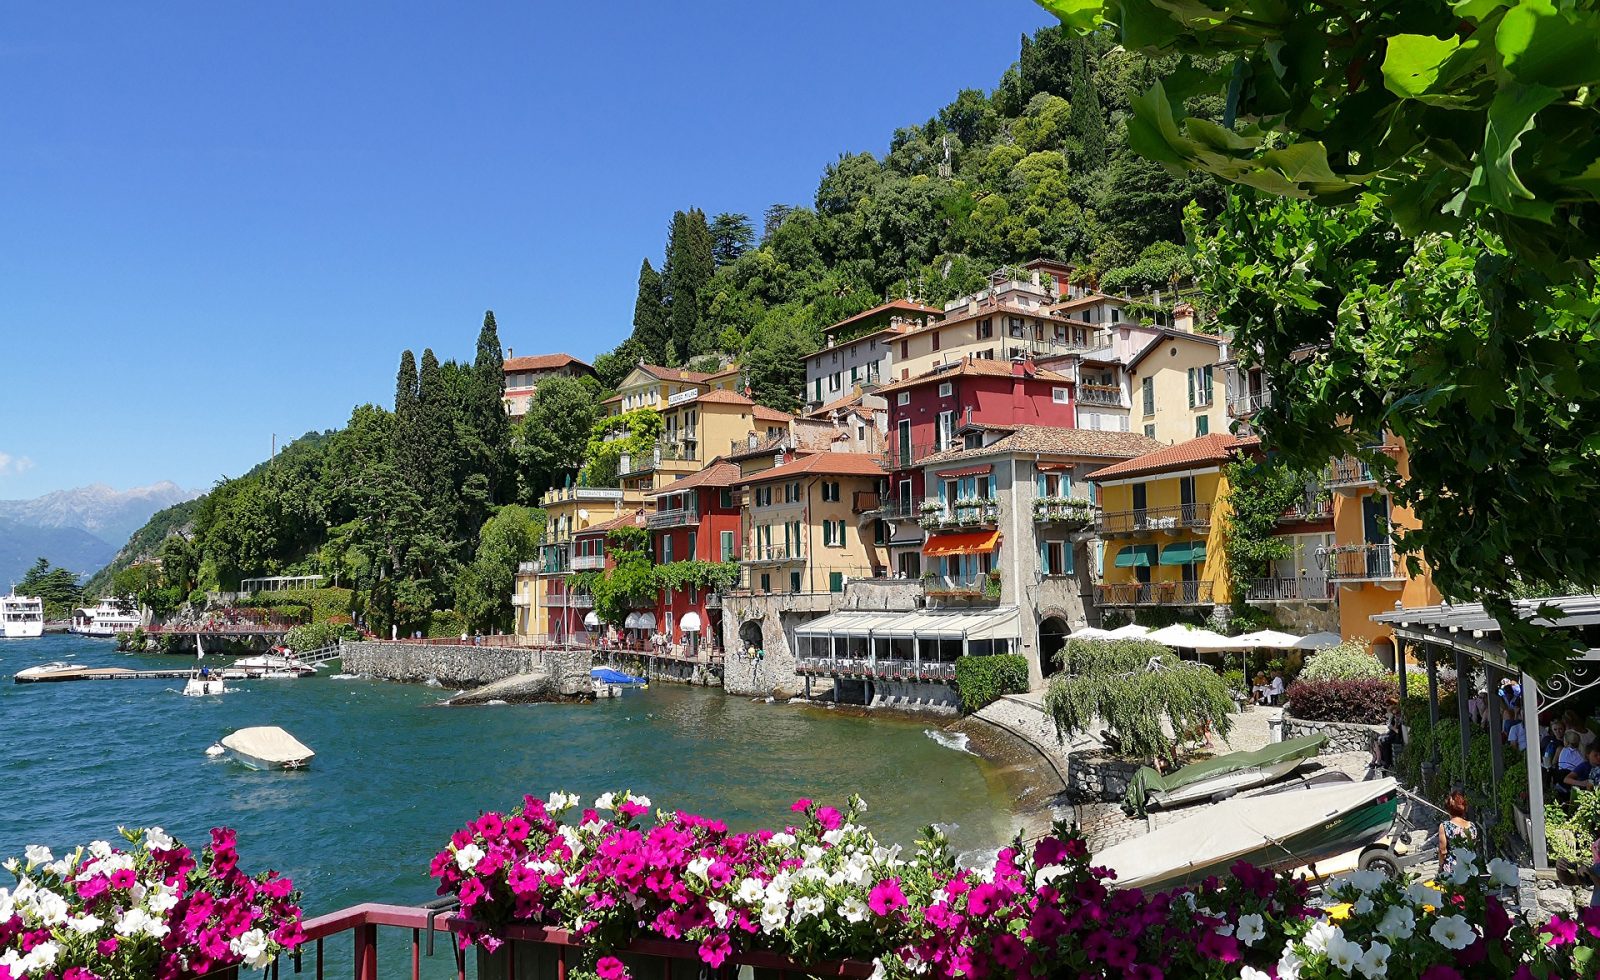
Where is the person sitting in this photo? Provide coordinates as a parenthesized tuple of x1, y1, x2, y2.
(1564, 746, 1600, 798)
(1565, 711, 1596, 751)
(1544, 720, 1569, 769)
(1437, 790, 1478, 875)
(1499, 678, 1523, 726)
(1250, 673, 1270, 704)
(1508, 718, 1528, 753)
(1265, 672, 1286, 706)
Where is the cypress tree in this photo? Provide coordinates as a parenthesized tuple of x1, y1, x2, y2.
(663, 208, 715, 361)
(414, 348, 452, 519)
(630, 259, 669, 360)
(1068, 38, 1107, 171)
(395, 350, 418, 413)
(473, 310, 511, 503)
(393, 350, 420, 488)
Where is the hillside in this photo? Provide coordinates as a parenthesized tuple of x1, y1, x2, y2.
(81, 496, 203, 598)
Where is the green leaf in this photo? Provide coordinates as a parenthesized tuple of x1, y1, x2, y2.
(1469, 81, 1560, 220)
(1496, 0, 1600, 87)
(1032, 0, 1109, 31)
(1383, 32, 1463, 99)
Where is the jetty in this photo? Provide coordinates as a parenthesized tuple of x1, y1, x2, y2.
(13, 665, 251, 684)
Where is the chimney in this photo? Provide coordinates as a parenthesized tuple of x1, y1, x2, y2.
(1031, 270, 1041, 287)
(507, 347, 514, 359)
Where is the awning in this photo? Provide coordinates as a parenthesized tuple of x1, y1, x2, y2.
(583, 611, 600, 628)
(1114, 545, 1158, 568)
(624, 612, 657, 630)
(924, 531, 1000, 557)
(1159, 541, 1208, 566)
(680, 612, 702, 633)
(936, 465, 993, 478)
(794, 608, 1022, 641)
(1035, 462, 1070, 472)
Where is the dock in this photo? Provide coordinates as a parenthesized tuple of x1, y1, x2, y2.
(13, 666, 252, 684)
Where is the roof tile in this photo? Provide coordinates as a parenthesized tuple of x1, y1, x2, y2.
(1086, 433, 1259, 481)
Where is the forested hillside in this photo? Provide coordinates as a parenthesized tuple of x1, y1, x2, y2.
(101, 25, 1221, 634)
(594, 26, 1221, 411)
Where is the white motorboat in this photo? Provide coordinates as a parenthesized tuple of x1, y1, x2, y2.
(217, 726, 314, 770)
(14, 661, 88, 682)
(1, 595, 44, 639)
(231, 650, 318, 679)
(181, 635, 226, 696)
(69, 598, 141, 637)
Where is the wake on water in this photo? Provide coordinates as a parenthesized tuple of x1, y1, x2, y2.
(923, 729, 975, 755)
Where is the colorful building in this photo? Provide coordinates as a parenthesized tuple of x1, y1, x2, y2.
(738, 452, 888, 596)
(804, 300, 941, 412)
(1124, 327, 1228, 444)
(602, 361, 739, 417)
(514, 485, 644, 641)
(567, 509, 651, 639)
(644, 459, 743, 656)
(892, 274, 1104, 382)
(617, 389, 791, 495)
(1087, 434, 1258, 616)
(877, 357, 1078, 577)
(502, 353, 595, 420)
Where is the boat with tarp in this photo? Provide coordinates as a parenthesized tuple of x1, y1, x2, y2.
(1126, 733, 1328, 813)
(217, 726, 315, 770)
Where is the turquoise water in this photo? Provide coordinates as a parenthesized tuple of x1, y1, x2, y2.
(0, 634, 1016, 917)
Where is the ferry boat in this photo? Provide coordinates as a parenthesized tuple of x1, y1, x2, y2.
(69, 598, 141, 637)
(0, 595, 44, 639)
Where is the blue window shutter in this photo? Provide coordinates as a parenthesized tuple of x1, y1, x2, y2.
(1037, 471, 1048, 496)
(938, 481, 947, 504)
(1039, 539, 1049, 574)
(1064, 543, 1075, 575)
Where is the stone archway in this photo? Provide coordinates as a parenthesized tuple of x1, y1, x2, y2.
(1039, 615, 1070, 677)
(738, 619, 764, 653)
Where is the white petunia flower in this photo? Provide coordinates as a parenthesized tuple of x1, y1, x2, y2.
(1488, 857, 1520, 888)
(1352, 895, 1374, 916)
(88, 841, 113, 860)
(1349, 868, 1386, 893)
(1325, 935, 1361, 974)
(24, 939, 59, 972)
(759, 899, 787, 934)
(626, 793, 650, 809)
(709, 900, 731, 928)
(1377, 904, 1415, 941)
(1277, 946, 1302, 980)
(1429, 914, 1475, 950)
(1236, 913, 1266, 946)
(686, 857, 712, 882)
(736, 878, 765, 905)
(143, 827, 174, 852)
(28, 889, 70, 927)
(67, 914, 105, 935)
(792, 895, 825, 921)
(840, 896, 868, 923)
(453, 844, 486, 873)
(230, 927, 273, 969)
(594, 792, 616, 810)
(23, 845, 51, 867)
(1357, 941, 1391, 979)
(1447, 859, 1475, 886)
(1241, 968, 1271, 980)
(1304, 920, 1342, 954)
(547, 791, 578, 812)
(821, 828, 845, 847)
(768, 832, 796, 848)
(1405, 882, 1442, 907)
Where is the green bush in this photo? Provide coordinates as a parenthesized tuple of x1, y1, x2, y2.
(426, 609, 468, 639)
(953, 654, 1029, 713)
(1298, 642, 1389, 682)
(240, 588, 354, 624)
(1221, 668, 1247, 695)
(282, 621, 354, 652)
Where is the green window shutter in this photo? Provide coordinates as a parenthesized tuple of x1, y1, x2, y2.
(1062, 474, 1072, 497)
(815, 378, 822, 402)
(720, 531, 734, 562)
(1064, 542, 1075, 575)
(1187, 368, 1195, 409)
(1203, 365, 1214, 403)
(1039, 539, 1049, 575)
(1196, 415, 1209, 436)
(830, 571, 843, 593)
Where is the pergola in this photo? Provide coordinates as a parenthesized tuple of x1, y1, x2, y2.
(1373, 595, 1600, 870)
(241, 575, 325, 592)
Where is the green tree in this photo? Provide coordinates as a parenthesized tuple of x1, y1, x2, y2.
(592, 336, 648, 392)
(512, 376, 600, 503)
(588, 526, 657, 627)
(18, 558, 83, 620)
(662, 208, 716, 361)
(1066, 35, 1107, 170)
(629, 259, 669, 360)
(581, 408, 664, 488)
(454, 504, 545, 632)
(741, 309, 817, 414)
(709, 213, 755, 268)
(1221, 460, 1314, 609)
(473, 310, 512, 505)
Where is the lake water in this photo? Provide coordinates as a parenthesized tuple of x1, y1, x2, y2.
(0, 634, 1019, 917)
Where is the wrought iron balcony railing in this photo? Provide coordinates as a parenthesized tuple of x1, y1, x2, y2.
(1323, 543, 1402, 582)
(1096, 502, 1211, 535)
(1095, 581, 1215, 606)
(1244, 576, 1335, 603)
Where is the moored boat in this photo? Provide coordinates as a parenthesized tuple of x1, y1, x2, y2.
(1094, 777, 1401, 891)
(69, 598, 141, 637)
(217, 726, 315, 770)
(1127, 733, 1329, 812)
(13, 661, 89, 682)
(231, 650, 318, 678)
(1, 594, 44, 639)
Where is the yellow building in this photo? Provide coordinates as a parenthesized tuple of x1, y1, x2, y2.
(1328, 438, 1440, 664)
(1087, 434, 1258, 613)
(1125, 328, 1228, 444)
(602, 362, 741, 417)
(739, 452, 888, 595)
(514, 485, 646, 640)
(617, 389, 791, 495)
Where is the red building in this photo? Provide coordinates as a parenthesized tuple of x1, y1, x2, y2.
(876, 357, 1077, 576)
(557, 509, 648, 641)
(645, 459, 743, 656)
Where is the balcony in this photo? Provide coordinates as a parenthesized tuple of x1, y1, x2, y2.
(1033, 497, 1096, 528)
(1077, 384, 1123, 407)
(919, 498, 999, 530)
(796, 656, 958, 683)
(852, 490, 880, 514)
(570, 593, 594, 609)
(1323, 543, 1403, 583)
(1280, 490, 1334, 523)
(1228, 389, 1272, 418)
(539, 592, 567, 608)
(646, 505, 700, 529)
(511, 594, 530, 607)
(923, 572, 1001, 600)
(571, 554, 606, 571)
(1096, 502, 1211, 536)
(539, 486, 624, 507)
(1245, 576, 1335, 603)
(873, 498, 922, 521)
(1095, 581, 1215, 606)
(887, 439, 944, 470)
(743, 543, 804, 565)
(1325, 446, 1401, 490)
(517, 561, 537, 574)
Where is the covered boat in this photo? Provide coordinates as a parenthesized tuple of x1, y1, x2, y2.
(1096, 777, 1400, 891)
(219, 726, 315, 770)
(1127, 733, 1329, 812)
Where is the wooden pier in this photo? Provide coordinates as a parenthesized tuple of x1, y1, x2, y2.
(13, 666, 252, 684)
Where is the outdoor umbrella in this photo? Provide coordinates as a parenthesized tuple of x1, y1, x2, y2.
(1235, 630, 1305, 649)
(1293, 631, 1343, 650)
(1104, 624, 1154, 639)
(1069, 626, 1114, 639)
(1144, 624, 1240, 650)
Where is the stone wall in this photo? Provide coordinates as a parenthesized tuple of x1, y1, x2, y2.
(1520, 868, 1589, 925)
(1263, 601, 1341, 636)
(1282, 717, 1384, 754)
(719, 593, 834, 697)
(871, 680, 960, 714)
(839, 579, 923, 612)
(340, 642, 590, 694)
(1066, 752, 1144, 803)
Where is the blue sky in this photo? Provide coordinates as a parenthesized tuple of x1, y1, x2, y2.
(0, 1, 1056, 500)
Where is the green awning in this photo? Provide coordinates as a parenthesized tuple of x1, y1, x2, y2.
(1160, 541, 1208, 566)
(1114, 545, 1158, 568)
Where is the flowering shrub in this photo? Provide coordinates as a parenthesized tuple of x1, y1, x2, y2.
(0, 826, 302, 979)
(1284, 678, 1394, 724)
(1297, 643, 1391, 683)
(433, 791, 1600, 980)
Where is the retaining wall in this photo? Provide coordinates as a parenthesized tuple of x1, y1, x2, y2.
(1066, 752, 1145, 803)
(340, 642, 590, 694)
(1281, 717, 1385, 754)
(870, 680, 959, 714)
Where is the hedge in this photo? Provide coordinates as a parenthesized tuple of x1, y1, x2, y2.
(1297, 642, 1390, 682)
(1284, 677, 1392, 724)
(953, 654, 1029, 713)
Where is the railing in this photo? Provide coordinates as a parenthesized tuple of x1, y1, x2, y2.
(886, 438, 944, 469)
(570, 593, 594, 609)
(851, 490, 880, 514)
(297, 901, 874, 980)
(1280, 492, 1333, 522)
(646, 505, 699, 528)
(1095, 581, 1215, 606)
(539, 592, 567, 608)
(1096, 502, 1211, 535)
(511, 594, 530, 608)
(919, 499, 999, 529)
(383, 634, 525, 648)
(1245, 576, 1335, 602)
(1033, 498, 1097, 525)
(516, 561, 536, 574)
(795, 657, 959, 682)
(742, 543, 804, 563)
(1228, 389, 1272, 417)
(1077, 384, 1123, 407)
(873, 498, 922, 521)
(1325, 446, 1401, 487)
(1324, 543, 1402, 582)
(923, 573, 1000, 599)
(571, 554, 605, 571)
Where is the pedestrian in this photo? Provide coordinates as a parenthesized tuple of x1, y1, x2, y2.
(1437, 789, 1477, 875)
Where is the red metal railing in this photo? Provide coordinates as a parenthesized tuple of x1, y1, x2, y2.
(296, 903, 873, 980)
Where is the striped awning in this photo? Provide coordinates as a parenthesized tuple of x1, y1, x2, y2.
(923, 531, 1000, 557)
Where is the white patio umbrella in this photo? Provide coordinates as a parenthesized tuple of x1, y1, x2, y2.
(1069, 626, 1115, 639)
(1292, 631, 1343, 650)
(1104, 623, 1154, 639)
(1234, 629, 1305, 649)
(1144, 624, 1241, 650)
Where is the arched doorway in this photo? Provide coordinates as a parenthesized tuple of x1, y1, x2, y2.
(738, 619, 764, 655)
(1039, 616, 1070, 677)
(1371, 637, 1396, 672)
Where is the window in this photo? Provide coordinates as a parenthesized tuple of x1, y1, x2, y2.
(1052, 387, 1070, 404)
(821, 481, 839, 502)
(1186, 366, 1214, 408)
(936, 410, 955, 451)
(1040, 540, 1074, 576)
(901, 339, 909, 359)
(719, 488, 733, 509)
(980, 348, 994, 360)
(1111, 307, 1120, 324)
(849, 366, 858, 383)
(1142, 377, 1155, 416)
(829, 372, 843, 393)
(932, 332, 941, 352)
(829, 571, 844, 593)
(790, 571, 802, 593)
(977, 318, 993, 339)
(1008, 317, 1025, 338)
(814, 378, 823, 403)
(873, 519, 887, 545)
(1144, 424, 1156, 438)
(760, 573, 771, 593)
(661, 537, 673, 564)
(1195, 414, 1210, 436)
(939, 381, 953, 397)
(687, 530, 697, 557)
(720, 530, 736, 562)
(897, 392, 910, 406)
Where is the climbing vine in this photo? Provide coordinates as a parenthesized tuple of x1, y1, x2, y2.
(1221, 461, 1319, 608)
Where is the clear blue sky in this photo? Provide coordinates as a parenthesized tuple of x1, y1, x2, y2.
(0, 1, 1056, 500)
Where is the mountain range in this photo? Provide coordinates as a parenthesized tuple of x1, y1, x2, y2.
(0, 482, 199, 585)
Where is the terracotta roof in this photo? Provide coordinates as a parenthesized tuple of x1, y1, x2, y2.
(739, 452, 887, 485)
(805, 391, 870, 418)
(503, 353, 593, 375)
(753, 405, 792, 423)
(645, 459, 741, 497)
(823, 299, 943, 336)
(601, 392, 624, 405)
(704, 364, 742, 379)
(573, 508, 648, 537)
(684, 388, 755, 407)
(1049, 293, 1124, 313)
(874, 358, 1074, 396)
(918, 427, 1166, 468)
(1086, 433, 1259, 481)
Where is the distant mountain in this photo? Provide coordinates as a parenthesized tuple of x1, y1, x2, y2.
(0, 517, 121, 587)
(0, 482, 200, 548)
